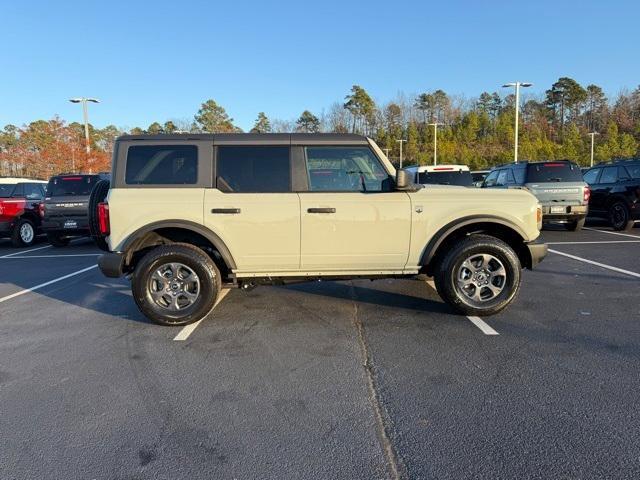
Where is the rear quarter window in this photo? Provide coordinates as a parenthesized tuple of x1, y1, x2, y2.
(125, 145, 198, 185)
(526, 162, 583, 183)
(625, 164, 640, 179)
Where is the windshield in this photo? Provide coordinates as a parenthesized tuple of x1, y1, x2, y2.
(526, 162, 583, 183)
(418, 171, 473, 186)
(0, 184, 15, 198)
(46, 176, 98, 196)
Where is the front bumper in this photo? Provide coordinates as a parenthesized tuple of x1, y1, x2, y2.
(526, 241, 548, 269)
(98, 252, 125, 278)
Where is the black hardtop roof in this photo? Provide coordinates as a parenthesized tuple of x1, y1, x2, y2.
(490, 159, 578, 170)
(592, 158, 640, 167)
(115, 132, 370, 145)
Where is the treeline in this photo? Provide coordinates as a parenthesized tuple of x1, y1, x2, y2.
(1, 77, 639, 178)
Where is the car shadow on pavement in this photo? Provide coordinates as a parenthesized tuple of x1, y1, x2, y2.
(284, 280, 454, 315)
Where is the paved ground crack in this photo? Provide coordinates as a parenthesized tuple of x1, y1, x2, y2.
(349, 282, 404, 480)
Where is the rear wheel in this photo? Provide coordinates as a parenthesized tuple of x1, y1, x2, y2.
(608, 202, 634, 231)
(88, 179, 110, 251)
(131, 243, 221, 326)
(567, 217, 585, 231)
(11, 218, 36, 247)
(46, 232, 71, 247)
(434, 234, 521, 317)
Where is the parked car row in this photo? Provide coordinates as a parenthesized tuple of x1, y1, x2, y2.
(0, 173, 110, 247)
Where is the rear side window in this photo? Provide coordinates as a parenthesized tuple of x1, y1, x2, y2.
(525, 162, 583, 183)
(618, 167, 630, 180)
(46, 176, 98, 196)
(305, 147, 391, 192)
(126, 145, 198, 185)
(217, 146, 290, 193)
(417, 170, 473, 186)
(583, 168, 600, 185)
(0, 184, 15, 197)
(599, 167, 618, 184)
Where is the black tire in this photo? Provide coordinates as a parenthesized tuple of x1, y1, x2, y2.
(567, 217, 585, 232)
(11, 218, 36, 247)
(434, 234, 521, 317)
(88, 179, 110, 251)
(131, 243, 221, 326)
(608, 202, 634, 231)
(46, 232, 71, 247)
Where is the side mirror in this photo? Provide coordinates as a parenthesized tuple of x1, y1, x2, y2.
(396, 169, 412, 190)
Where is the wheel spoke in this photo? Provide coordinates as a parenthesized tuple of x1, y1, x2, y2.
(462, 259, 478, 273)
(490, 265, 506, 278)
(486, 283, 503, 297)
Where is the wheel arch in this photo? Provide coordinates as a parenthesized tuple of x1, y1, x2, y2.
(421, 216, 533, 275)
(120, 220, 237, 276)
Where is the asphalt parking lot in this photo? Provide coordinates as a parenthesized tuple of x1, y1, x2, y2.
(0, 223, 639, 480)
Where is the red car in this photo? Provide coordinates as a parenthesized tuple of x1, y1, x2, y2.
(0, 178, 47, 246)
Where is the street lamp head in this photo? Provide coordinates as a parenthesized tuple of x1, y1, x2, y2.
(69, 98, 82, 103)
(502, 83, 516, 88)
(87, 98, 100, 103)
(521, 82, 533, 88)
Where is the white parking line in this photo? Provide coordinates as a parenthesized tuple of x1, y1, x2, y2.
(583, 227, 640, 239)
(425, 280, 499, 335)
(546, 240, 640, 245)
(549, 249, 640, 279)
(173, 288, 231, 341)
(0, 265, 98, 304)
(3, 254, 101, 259)
(0, 245, 52, 258)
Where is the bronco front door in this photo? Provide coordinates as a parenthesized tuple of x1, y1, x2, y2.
(298, 145, 411, 272)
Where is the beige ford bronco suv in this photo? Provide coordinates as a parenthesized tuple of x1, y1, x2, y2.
(92, 133, 547, 326)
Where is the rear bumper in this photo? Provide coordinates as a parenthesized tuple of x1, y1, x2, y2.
(0, 220, 12, 236)
(42, 219, 90, 233)
(98, 252, 125, 278)
(541, 204, 587, 222)
(526, 241, 548, 269)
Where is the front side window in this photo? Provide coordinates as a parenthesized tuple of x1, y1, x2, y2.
(583, 168, 600, 185)
(25, 184, 43, 200)
(483, 170, 499, 187)
(305, 147, 391, 192)
(126, 145, 198, 185)
(599, 167, 618, 184)
(217, 146, 290, 193)
(626, 164, 640, 179)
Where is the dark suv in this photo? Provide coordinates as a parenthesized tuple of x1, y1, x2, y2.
(42, 173, 110, 246)
(482, 160, 589, 231)
(0, 178, 47, 246)
(582, 160, 640, 231)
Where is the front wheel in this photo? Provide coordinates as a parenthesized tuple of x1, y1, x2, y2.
(131, 243, 221, 326)
(608, 202, 634, 231)
(434, 234, 521, 317)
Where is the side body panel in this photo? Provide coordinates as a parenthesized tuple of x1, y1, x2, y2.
(107, 188, 205, 251)
(406, 186, 541, 267)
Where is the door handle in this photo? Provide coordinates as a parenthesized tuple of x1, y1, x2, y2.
(211, 208, 241, 214)
(307, 207, 336, 214)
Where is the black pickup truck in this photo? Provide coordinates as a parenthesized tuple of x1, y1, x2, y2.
(41, 173, 110, 246)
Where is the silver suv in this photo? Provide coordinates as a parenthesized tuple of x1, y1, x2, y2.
(483, 161, 589, 231)
(92, 133, 547, 326)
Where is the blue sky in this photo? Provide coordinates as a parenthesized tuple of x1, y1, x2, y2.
(2, 0, 638, 131)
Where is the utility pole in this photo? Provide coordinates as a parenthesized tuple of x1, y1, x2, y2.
(428, 122, 442, 165)
(588, 132, 599, 167)
(69, 97, 100, 171)
(396, 139, 407, 169)
(383, 148, 391, 160)
(502, 82, 532, 163)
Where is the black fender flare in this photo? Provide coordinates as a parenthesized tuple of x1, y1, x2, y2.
(420, 215, 529, 268)
(119, 220, 237, 270)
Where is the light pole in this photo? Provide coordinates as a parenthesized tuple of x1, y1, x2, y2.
(396, 139, 407, 168)
(588, 132, 599, 167)
(383, 148, 391, 160)
(428, 122, 442, 165)
(502, 82, 532, 163)
(69, 97, 100, 155)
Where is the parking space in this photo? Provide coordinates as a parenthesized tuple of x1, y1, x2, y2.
(0, 227, 638, 479)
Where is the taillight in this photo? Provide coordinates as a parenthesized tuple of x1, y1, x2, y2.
(583, 186, 591, 203)
(98, 202, 110, 235)
(0, 201, 4, 215)
(38, 202, 45, 218)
